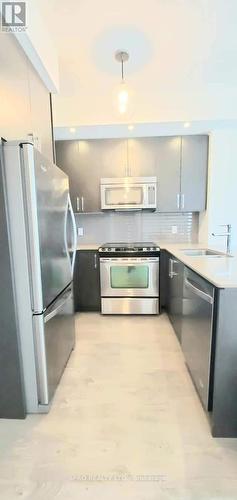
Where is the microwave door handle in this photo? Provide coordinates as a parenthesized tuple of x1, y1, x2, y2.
(141, 186, 146, 206)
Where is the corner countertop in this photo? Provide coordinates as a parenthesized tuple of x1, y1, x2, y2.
(75, 242, 237, 289)
(160, 243, 237, 289)
(76, 243, 101, 250)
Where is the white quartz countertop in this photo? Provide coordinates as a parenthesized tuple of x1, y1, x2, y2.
(160, 243, 237, 289)
(75, 242, 237, 289)
(76, 243, 101, 250)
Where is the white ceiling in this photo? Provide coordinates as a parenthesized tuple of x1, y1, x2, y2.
(39, 0, 237, 132)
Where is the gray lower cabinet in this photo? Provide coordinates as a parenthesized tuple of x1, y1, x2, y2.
(165, 255, 237, 438)
(212, 287, 237, 437)
(166, 254, 184, 342)
(73, 250, 100, 311)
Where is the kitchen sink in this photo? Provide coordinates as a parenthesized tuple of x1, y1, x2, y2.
(181, 249, 232, 257)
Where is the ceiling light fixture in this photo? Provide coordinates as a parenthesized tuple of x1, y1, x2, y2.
(184, 122, 191, 128)
(128, 124, 134, 131)
(70, 127, 76, 133)
(115, 50, 129, 114)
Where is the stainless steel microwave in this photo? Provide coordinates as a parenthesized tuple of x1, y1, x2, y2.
(100, 177, 157, 211)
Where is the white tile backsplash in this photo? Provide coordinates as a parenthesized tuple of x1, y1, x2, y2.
(75, 212, 199, 245)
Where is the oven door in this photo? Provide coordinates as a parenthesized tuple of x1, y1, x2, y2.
(100, 257, 159, 297)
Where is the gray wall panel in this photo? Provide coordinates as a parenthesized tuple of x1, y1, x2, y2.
(0, 145, 26, 418)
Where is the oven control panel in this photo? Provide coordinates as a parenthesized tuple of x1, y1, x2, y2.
(98, 245, 160, 253)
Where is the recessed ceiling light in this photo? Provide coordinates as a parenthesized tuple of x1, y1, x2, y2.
(184, 122, 191, 128)
(128, 125, 134, 131)
(70, 127, 76, 133)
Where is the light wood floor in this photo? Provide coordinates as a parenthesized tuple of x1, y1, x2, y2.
(1, 313, 237, 499)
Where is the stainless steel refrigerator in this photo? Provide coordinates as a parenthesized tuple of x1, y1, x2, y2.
(2, 140, 77, 413)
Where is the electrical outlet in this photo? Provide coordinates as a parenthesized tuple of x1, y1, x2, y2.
(77, 227, 84, 236)
(171, 225, 178, 234)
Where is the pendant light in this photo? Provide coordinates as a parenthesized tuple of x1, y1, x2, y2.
(115, 50, 129, 114)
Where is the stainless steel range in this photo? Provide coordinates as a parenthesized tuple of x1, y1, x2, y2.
(98, 242, 160, 315)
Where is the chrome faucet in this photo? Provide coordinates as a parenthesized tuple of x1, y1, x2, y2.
(212, 224, 232, 254)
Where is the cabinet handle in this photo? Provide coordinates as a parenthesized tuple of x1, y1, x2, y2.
(169, 258, 178, 278)
(169, 258, 172, 277)
(177, 193, 180, 210)
(76, 196, 80, 212)
(94, 253, 97, 269)
(81, 196, 84, 212)
(181, 194, 185, 210)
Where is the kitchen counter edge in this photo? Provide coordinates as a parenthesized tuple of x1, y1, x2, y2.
(75, 243, 237, 289)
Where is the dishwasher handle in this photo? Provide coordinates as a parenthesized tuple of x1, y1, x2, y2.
(185, 278, 214, 304)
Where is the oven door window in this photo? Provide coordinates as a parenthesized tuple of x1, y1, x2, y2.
(110, 265, 149, 288)
(105, 187, 143, 206)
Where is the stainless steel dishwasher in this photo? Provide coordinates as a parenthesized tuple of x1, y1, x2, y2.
(181, 267, 215, 410)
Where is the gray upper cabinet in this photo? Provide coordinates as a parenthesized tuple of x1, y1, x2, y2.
(127, 138, 157, 177)
(56, 140, 80, 212)
(180, 135, 208, 212)
(56, 135, 208, 214)
(127, 137, 181, 212)
(56, 139, 126, 212)
(156, 137, 181, 212)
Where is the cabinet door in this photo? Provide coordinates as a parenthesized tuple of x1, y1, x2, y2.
(156, 137, 181, 212)
(127, 137, 181, 212)
(181, 135, 208, 212)
(78, 139, 127, 212)
(56, 139, 127, 213)
(56, 140, 81, 212)
(127, 138, 157, 177)
(167, 255, 184, 342)
(159, 250, 169, 309)
(73, 251, 100, 311)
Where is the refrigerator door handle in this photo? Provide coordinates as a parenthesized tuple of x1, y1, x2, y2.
(68, 194, 77, 276)
(21, 144, 44, 313)
(64, 194, 77, 277)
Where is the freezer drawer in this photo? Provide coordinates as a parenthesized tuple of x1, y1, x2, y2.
(33, 285, 75, 405)
(181, 268, 215, 410)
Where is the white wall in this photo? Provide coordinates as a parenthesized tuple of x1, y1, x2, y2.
(199, 130, 237, 252)
(38, 0, 237, 127)
(0, 0, 59, 92)
(0, 32, 53, 161)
